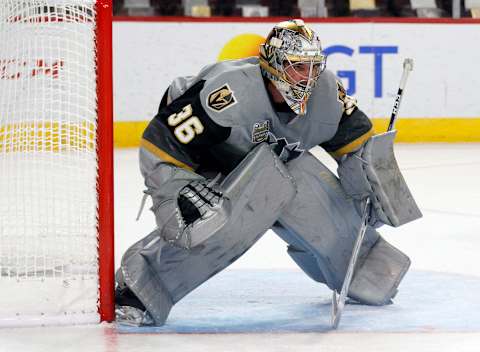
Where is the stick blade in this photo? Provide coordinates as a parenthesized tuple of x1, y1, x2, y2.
(331, 290, 342, 329)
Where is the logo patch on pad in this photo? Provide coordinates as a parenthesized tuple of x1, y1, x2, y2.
(207, 84, 237, 112)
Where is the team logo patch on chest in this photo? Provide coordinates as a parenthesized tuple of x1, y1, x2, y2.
(251, 121, 270, 143)
(207, 83, 237, 112)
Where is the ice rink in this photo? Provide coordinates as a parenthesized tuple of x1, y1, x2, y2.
(2, 143, 480, 352)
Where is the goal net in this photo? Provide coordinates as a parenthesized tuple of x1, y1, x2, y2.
(0, 0, 113, 326)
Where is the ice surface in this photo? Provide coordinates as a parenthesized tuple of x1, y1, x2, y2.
(118, 269, 480, 334)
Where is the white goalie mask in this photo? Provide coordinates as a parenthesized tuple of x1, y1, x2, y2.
(259, 19, 327, 115)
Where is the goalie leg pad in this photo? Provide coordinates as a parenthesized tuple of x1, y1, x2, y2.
(117, 230, 174, 326)
(118, 144, 296, 326)
(274, 151, 380, 291)
(348, 236, 411, 305)
(273, 153, 410, 304)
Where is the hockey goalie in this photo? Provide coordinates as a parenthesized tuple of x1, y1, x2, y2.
(115, 19, 422, 326)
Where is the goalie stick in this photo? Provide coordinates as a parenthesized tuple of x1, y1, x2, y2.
(331, 58, 414, 329)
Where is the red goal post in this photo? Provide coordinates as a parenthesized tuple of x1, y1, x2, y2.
(0, 0, 114, 326)
(96, 0, 115, 324)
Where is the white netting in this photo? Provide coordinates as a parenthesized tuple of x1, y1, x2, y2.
(0, 0, 100, 326)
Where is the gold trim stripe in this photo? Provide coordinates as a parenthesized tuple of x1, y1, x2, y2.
(140, 138, 193, 171)
(330, 127, 376, 159)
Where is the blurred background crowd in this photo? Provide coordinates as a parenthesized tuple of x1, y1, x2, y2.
(113, 0, 479, 18)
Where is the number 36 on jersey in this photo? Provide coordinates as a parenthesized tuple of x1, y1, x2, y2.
(167, 104, 204, 144)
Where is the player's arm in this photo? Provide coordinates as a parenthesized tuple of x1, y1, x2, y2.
(140, 80, 233, 237)
(320, 80, 375, 161)
(141, 79, 231, 171)
(320, 80, 381, 225)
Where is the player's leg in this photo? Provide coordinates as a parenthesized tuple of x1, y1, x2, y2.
(273, 151, 410, 305)
(116, 144, 296, 326)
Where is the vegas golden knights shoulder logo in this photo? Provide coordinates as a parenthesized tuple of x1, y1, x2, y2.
(207, 84, 237, 112)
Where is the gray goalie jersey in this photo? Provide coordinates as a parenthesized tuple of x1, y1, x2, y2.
(141, 57, 374, 174)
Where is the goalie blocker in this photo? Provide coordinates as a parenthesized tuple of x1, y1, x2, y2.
(338, 130, 422, 227)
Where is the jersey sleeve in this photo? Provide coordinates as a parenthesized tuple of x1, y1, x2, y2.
(320, 79, 375, 159)
(141, 79, 231, 171)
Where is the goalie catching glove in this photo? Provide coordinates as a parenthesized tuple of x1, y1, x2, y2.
(162, 177, 229, 249)
(177, 180, 222, 225)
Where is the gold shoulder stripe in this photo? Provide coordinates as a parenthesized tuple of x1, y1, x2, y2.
(330, 127, 375, 159)
(140, 138, 193, 171)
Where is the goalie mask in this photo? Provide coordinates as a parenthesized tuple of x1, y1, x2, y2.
(259, 19, 326, 115)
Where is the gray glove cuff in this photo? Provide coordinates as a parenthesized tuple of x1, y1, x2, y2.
(338, 150, 381, 227)
(338, 152, 372, 201)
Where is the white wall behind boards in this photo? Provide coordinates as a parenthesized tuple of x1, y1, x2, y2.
(113, 21, 480, 122)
